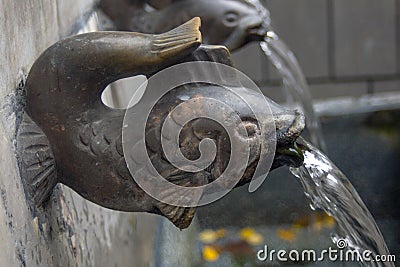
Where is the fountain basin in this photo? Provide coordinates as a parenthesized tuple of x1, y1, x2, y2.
(155, 106, 400, 266)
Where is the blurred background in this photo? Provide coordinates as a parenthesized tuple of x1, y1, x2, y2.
(235, 0, 400, 102)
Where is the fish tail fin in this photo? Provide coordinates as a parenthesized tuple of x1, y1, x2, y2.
(151, 17, 202, 58)
(17, 114, 58, 206)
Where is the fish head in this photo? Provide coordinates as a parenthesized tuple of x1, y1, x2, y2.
(148, 0, 270, 51)
(102, 0, 270, 51)
(191, 85, 305, 186)
(144, 83, 304, 229)
(196, 0, 270, 50)
(148, 84, 304, 189)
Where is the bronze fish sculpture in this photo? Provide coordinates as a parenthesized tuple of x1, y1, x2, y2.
(18, 18, 304, 229)
(100, 0, 269, 51)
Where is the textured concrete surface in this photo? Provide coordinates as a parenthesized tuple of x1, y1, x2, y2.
(333, 0, 397, 76)
(373, 80, 400, 93)
(309, 82, 368, 100)
(265, 0, 329, 79)
(260, 85, 286, 103)
(0, 0, 157, 266)
(232, 43, 265, 83)
(154, 218, 200, 267)
(231, 0, 400, 101)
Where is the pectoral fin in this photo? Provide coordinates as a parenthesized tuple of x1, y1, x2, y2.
(156, 203, 197, 229)
(155, 171, 209, 229)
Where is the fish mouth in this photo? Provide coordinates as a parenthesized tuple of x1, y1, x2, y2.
(273, 143, 304, 168)
(247, 24, 268, 39)
(276, 110, 305, 145)
(245, 17, 269, 41)
(272, 110, 306, 169)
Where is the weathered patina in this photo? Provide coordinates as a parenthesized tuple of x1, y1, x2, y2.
(100, 0, 269, 51)
(18, 18, 304, 229)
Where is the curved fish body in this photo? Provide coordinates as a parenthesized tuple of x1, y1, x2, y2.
(19, 18, 304, 229)
(101, 0, 270, 51)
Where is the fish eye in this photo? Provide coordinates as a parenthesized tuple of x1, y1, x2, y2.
(223, 11, 239, 26)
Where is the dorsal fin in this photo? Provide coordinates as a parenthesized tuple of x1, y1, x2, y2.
(151, 17, 202, 58)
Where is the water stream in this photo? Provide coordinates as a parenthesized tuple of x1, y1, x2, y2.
(260, 34, 326, 151)
(243, 2, 393, 265)
(290, 138, 393, 266)
(245, 0, 326, 150)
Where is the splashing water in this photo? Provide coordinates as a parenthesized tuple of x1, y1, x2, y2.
(290, 139, 393, 266)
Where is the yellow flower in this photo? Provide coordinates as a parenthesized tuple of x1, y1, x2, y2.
(312, 221, 324, 232)
(313, 213, 336, 231)
(246, 233, 264, 245)
(202, 245, 220, 262)
(240, 228, 256, 239)
(292, 223, 304, 230)
(239, 228, 264, 245)
(277, 228, 297, 242)
(322, 214, 336, 229)
(198, 230, 218, 243)
(215, 229, 227, 238)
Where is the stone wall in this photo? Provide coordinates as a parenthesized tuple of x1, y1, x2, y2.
(0, 1, 158, 266)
